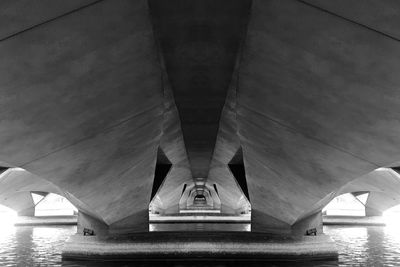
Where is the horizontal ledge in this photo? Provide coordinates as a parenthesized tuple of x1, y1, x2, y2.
(323, 215, 385, 226)
(179, 210, 221, 213)
(62, 232, 338, 261)
(15, 215, 78, 226)
(150, 214, 250, 222)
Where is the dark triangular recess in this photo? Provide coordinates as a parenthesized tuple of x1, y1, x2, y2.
(181, 184, 187, 196)
(351, 191, 369, 198)
(228, 147, 250, 201)
(150, 148, 172, 201)
(31, 191, 49, 197)
(213, 184, 219, 197)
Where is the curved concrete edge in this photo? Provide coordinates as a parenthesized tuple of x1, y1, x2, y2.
(15, 216, 77, 226)
(62, 232, 338, 261)
(323, 216, 385, 226)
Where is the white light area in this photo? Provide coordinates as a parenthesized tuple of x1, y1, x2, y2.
(355, 193, 369, 205)
(149, 224, 155, 232)
(31, 193, 45, 205)
(34, 193, 77, 216)
(0, 205, 17, 233)
(322, 193, 365, 216)
(383, 204, 400, 228)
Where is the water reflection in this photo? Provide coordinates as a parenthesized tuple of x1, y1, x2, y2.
(0, 225, 75, 266)
(324, 226, 400, 266)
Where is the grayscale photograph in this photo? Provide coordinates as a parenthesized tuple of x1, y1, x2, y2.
(0, 0, 399, 266)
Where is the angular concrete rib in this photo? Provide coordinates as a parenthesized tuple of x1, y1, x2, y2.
(149, 0, 252, 181)
(0, 0, 172, 234)
(210, 0, 400, 235)
(208, 66, 251, 215)
(149, 73, 192, 215)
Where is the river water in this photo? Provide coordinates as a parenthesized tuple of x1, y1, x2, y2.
(1, 224, 399, 266)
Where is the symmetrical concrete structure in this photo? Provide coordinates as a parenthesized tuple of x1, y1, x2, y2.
(2, 0, 400, 260)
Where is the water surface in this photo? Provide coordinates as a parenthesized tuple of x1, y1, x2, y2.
(1, 224, 400, 266)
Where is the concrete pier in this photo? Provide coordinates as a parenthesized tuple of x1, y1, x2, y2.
(62, 232, 338, 261)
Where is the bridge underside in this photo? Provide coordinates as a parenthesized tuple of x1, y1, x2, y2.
(1, 0, 400, 260)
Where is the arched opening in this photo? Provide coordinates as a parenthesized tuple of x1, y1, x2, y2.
(322, 192, 368, 216)
(193, 195, 206, 206)
(33, 193, 77, 217)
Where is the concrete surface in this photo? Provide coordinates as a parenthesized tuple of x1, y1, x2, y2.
(62, 232, 338, 261)
(1, 0, 400, 243)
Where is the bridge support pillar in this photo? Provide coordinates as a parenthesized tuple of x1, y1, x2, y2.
(77, 212, 108, 237)
(17, 207, 35, 217)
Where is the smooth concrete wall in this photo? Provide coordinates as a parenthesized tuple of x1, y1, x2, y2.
(0, 0, 169, 233)
(0, 0, 97, 39)
(303, 0, 400, 40)
(230, 0, 400, 234)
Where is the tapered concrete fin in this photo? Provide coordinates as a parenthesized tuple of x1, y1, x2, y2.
(228, 147, 250, 201)
(150, 148, 172, 201)
(149, 0, 252, 178)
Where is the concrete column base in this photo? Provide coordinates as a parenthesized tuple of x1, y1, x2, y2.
(292, 212, 323, 236)
(17, 207, 35, 217)
(77, 212, 108, 236)
(365, 207, 383, 217)
(251, 210, 323, 236)
(62, 232, 338, 261)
